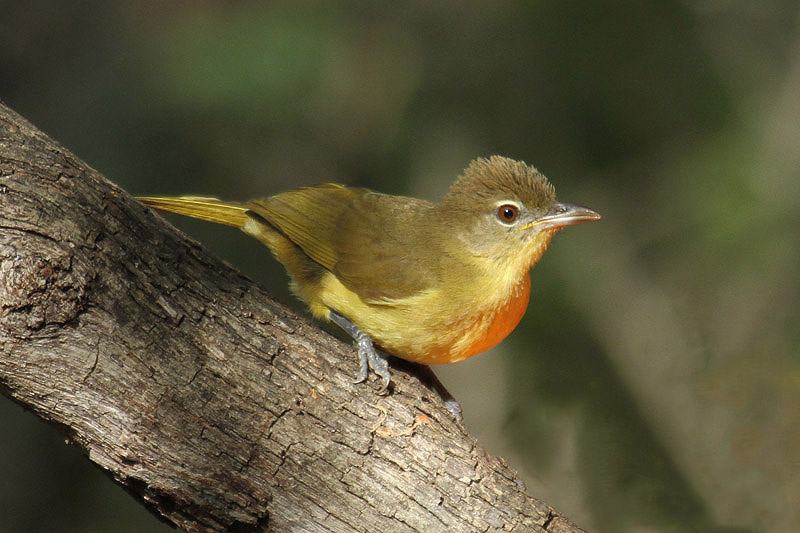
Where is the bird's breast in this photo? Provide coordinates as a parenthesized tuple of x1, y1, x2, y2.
(420, 271, 531, 364)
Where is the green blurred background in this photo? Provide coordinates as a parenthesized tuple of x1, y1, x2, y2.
(2, 2, 799, 532)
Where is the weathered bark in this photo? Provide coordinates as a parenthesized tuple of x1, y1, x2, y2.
(0, 101, 584, 532)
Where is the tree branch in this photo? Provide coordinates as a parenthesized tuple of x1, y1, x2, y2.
(0, 101, 583, 532)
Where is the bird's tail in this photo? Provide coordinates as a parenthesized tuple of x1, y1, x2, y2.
(137, 196, 249, 228)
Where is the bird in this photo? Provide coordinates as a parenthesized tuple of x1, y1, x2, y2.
(138, 156, 599, 399)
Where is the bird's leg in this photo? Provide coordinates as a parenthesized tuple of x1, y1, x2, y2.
(328, 312, 461, 422)
(410, 364, 463, 423)
(329, 311, 391, 392)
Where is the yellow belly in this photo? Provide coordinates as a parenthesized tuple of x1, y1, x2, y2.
(306, 270, 531, 365)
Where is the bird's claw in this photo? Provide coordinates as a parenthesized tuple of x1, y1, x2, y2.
(444, 398, 463, 423)
(353, 335, 391, 392)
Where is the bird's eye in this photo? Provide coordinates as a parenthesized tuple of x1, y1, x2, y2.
(497, 204, 519, 224)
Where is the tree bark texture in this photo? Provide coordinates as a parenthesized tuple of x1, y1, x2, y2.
(0, 102, 584, 532)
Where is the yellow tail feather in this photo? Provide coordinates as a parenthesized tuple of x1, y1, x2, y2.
(138, 196, 249, 228)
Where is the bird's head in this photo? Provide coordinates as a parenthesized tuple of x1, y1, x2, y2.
(439, 156, 600, 274)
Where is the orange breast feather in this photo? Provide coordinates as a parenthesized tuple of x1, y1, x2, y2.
(423, 273, 531, 364)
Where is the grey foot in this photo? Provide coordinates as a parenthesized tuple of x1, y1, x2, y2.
(412, 363, 464, 423)
(330, 311, 391, 391)
(444, 398, 463, 423)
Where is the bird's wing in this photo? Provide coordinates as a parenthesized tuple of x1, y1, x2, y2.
(247, 184, 358, 273)
(247, 185, 437, 302)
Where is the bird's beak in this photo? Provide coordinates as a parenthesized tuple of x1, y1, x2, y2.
(519, 203, 601, 231)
